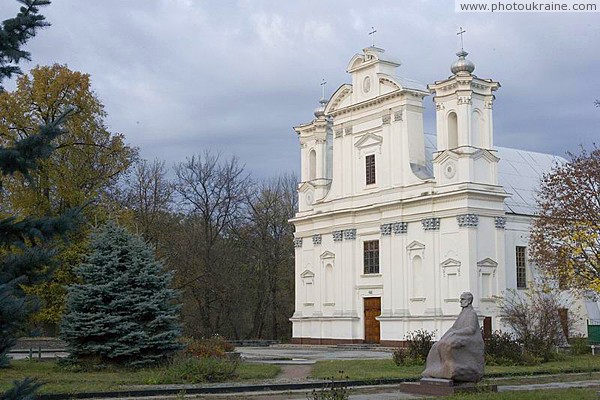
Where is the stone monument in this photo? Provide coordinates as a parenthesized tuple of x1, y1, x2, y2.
(399, 292, 494, 396)
(421, 292, 484, 382)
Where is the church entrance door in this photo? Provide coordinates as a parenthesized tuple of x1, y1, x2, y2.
(364, 297, 381, 344)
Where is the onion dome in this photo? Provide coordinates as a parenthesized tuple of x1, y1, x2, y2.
(314, 98, 328, 118)
(451, 50, 475, 75)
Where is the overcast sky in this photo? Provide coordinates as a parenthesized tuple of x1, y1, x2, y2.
(2, 0, 598, 180)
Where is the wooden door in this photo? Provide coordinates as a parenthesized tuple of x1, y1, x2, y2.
(483, 317, 492, 340)
(364, 297, 381, 344)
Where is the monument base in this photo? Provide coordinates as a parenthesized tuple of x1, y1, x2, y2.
(398, 378, 497, 396)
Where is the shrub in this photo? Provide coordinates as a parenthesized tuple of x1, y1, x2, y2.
(484, 330, 523, 366)
(148, 355, 238, 384)
(569, 336, 590, 355)
(309, 372, 350, 400)
(406, 329, 435, 362)
(184, 335, 235, 359)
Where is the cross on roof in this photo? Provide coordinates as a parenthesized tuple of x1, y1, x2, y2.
(320, 79, 327, 99)
(457, 26, 466, 51)
(369, 27, 377, 47)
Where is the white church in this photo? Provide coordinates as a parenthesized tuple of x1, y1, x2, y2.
(289, 43, 584, 346)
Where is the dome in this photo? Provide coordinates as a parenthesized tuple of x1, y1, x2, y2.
(314, 98, 328, 118)
(451, 50, 475, 75)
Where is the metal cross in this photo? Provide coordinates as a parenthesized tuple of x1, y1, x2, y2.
(369, 27, 377, 47)
(320, 79, 327, 99)
(457, 26, 466, 51)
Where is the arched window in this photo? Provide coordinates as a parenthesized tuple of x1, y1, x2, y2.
(447, 112, 458, 149)
(309, 149, 316, 180)
(412, 255, 423, 298)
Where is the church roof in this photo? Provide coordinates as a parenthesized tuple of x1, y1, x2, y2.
(423, 133, 565, 216)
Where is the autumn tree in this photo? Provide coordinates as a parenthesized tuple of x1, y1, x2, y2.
(530, 147, 600, 292)
(0, 0, 83, 372)
(0, 64, 136, 328)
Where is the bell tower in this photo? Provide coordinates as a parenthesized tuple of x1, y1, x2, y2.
(428, 42, 500, 186)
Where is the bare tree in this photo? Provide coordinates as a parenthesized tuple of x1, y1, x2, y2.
(121, 158, 173, 251)
(241, 173, 297, 340)
(172, 151, 249, 336)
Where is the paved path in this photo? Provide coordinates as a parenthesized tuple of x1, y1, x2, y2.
(237, 345, 392, 364)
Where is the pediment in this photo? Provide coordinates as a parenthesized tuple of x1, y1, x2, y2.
(432, 149, 459, 164)
(320, 250, 335, 259)
(477, 258, 498, 268)
(441, 258, 461, 268)
(355, 133, 383, 149)
(300, 269, 314, 278)
(325, 84, 352, 114)
(298, 181, 315, 193)
(407, 240, 426, 251)
(472, 149, 500, 163)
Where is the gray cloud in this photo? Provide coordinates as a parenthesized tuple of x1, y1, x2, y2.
(1, 0, 598, 179)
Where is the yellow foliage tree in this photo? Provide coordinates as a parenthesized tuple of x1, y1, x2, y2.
(0, 64, 136, 328)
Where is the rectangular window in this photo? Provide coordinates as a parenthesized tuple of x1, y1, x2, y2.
(516, 246, 527, 289)
(365, 154, 376, 185)
(364, 240, 379, 274)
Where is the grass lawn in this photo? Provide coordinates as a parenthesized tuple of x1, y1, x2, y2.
(311, 354, 600, 381)
(448, 388, 600, 399)
(0, 360, 280, 394)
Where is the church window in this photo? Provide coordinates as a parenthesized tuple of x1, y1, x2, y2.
(365, 154, 376, 185)
(309, 150, 316, 180)
(363, 240, 379, 274)
(325, 264, 334, 303)
(448, 112, 458, 149)
(516, 246, 527, 289)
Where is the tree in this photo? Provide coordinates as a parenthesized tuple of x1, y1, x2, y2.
(500, 280, 573, 361)
(172, 151, 249, 337)
(241, 174, 297, 340)
(60, 222, 181, 367)
(530, 147, 600, 292)
(0, 0, 83, 370)
(0, 64, 136, 328)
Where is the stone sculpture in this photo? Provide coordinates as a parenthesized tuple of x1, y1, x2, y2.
(421, 292, 484, 383)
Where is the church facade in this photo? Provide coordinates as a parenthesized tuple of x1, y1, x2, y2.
(289, 45, 567, 346)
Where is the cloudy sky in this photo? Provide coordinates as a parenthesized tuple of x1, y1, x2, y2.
(2, 0, 598, 179)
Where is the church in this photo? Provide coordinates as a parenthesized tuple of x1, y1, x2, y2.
(289, 42, 574, 346)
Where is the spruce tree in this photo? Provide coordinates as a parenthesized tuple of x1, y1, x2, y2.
(60, 222, 182, 367)
(0, 0, 83, 369)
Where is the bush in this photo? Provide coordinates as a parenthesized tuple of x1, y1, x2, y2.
(393, 329, 435, 366)
(309, 372, 350, 400)
(569, 336, 590, 355)
(184, 335, 235, 359)
(148, 355, 238, 384)
(484, 330, 523, 366)
(406, 329, 435, 362)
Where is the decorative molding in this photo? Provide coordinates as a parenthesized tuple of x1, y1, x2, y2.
(456, 214, 479, 227)
(422, 218, 441, 231)
(334, 128, 343, 138)
(312, 234, 322, 245)
(435, 103, 445, 111)
(494, 216, 506, 229)
(393, 222, 408, 234)
(293, 238, 303, 248)
(394, 110, 403, 121)
(315, 138, 326, 144)
(320, 250, 335, 259)
(343, 229, 356, 240)
(344, 126, 353, 135)
(457, 96, 472, 105)
(332, 230, 343, 241)
(382, 114, 391, 125)
(484, 100, 494, 109)
(380, 223, 392, 236)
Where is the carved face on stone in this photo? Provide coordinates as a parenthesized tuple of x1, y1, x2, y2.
(460, 292, 473, 308)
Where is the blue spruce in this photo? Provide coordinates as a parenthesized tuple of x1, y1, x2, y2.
(60, 222, 182, 367)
